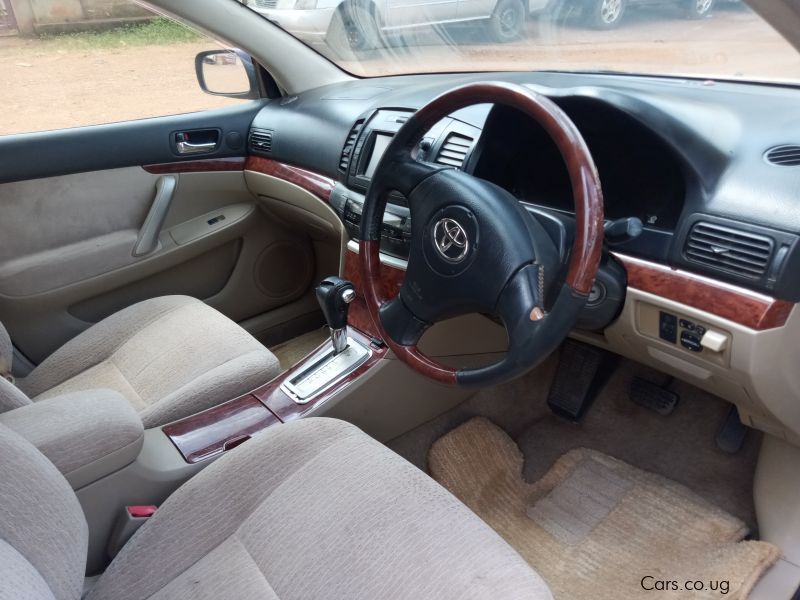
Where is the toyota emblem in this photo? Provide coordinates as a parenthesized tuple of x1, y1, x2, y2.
(433, 217, 469, 263)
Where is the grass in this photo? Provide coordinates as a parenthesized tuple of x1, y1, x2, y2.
(40, 17, 201, 50)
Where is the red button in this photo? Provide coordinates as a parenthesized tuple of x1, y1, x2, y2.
(127, 505, 157, 518)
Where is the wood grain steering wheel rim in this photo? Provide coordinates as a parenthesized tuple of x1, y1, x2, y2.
(359, 82, 604, 386)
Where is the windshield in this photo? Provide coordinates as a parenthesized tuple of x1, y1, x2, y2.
(241, 0, 800, 83)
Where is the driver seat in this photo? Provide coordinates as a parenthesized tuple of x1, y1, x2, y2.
(0, 417, 553, 600)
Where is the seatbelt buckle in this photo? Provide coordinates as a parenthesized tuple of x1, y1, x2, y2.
(126, 505, 158, 518)
(108, 505, 159, 558)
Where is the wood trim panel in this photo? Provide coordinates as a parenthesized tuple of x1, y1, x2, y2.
(343, 245, 405, 339)
(244, 156, 336, 203)
(253, 328, 388, 422)
(162, 395, 279, 464)
(615, 253, 794, 331)
(164, 330, 387, 464)
(143, 157, 246, 174)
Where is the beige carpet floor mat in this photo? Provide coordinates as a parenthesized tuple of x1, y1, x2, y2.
(270, 327, 328, 370)
(430, 417, 779, 600)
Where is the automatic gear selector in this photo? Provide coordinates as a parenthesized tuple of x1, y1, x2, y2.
(316, 276, 356, 354)
(281, 276, 370, 405)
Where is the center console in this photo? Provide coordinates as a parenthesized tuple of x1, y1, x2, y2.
(162, 275, 385, 464)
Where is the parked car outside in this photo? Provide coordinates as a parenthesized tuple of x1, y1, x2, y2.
(553, 0, 716, 29)
(244, 0, 551, 52)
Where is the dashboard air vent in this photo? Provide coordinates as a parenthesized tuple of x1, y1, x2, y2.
(684, 221, 773, 278)
(339, 119, 364, 172)
(435, 133, 474, 169)
(249, 128, 273, 153)
(764, 145, 800, 166)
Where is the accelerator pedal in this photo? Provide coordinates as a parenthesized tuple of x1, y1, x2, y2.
(547, 340, 617, 422)
(630, 376, 679, 416)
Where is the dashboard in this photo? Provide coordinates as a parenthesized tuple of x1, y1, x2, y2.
(251, 71, 800, 304)
(244, 70, 800, 443)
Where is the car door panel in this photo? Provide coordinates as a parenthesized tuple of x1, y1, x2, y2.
(384, 0, 461, 28)
(457, 0, 496, 20)
(0, 103, 262, 185)
(0, 167, 159, 298)
(0, 104, 320, 365)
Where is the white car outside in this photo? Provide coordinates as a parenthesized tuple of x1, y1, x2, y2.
(245, 0, 551, 51)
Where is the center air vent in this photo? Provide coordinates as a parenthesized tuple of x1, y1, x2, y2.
(339, 119, 364, 172)
(684, 221, 773, 278)
(249, 128, 273, 153)
(764, 145, 800, 166)
(434, 132, 474, 169)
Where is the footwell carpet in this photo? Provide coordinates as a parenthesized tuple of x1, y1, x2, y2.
(429, 417, 778, 599)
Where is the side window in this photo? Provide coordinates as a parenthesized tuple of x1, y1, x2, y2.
(1, 0, 251, 137)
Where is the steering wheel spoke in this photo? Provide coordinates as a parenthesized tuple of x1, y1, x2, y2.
(378, 295, 430, 347)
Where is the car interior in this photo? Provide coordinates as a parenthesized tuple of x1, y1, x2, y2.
(1, 0, 800, 598)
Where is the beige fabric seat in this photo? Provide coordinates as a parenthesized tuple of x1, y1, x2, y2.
(1, 296, 281, 427)
(0, 417, 553, 600)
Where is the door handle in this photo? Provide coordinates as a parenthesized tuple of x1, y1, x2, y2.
(133, 175, 177, 257)
(176, 140, 217, 155)
(174, 130, 220, 155)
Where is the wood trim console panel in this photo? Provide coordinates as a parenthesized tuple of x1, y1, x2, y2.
(163, 329, 387, 463)
(615, 253, 793, 331)
(162, 395, 279, 464)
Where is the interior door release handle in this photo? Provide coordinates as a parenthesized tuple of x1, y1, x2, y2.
(176, 140, 217, 155)
(133, 175, 177, 257)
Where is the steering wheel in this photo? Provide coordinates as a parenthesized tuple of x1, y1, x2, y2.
(359, 82, 604, 387)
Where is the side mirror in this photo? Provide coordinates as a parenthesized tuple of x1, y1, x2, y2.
(195, 49, 259, 99)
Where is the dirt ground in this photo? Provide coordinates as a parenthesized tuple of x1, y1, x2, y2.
(0, 39, 239, 136)
(1, 5, 799, 137)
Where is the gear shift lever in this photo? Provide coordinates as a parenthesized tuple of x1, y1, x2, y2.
(316, 276, 356, 354)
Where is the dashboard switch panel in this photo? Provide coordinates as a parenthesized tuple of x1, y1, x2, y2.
(636, 301, 730, 368)
(679, 318, 706, 336)
(659, 311, 678, 343)
(680, 331, 703, 353)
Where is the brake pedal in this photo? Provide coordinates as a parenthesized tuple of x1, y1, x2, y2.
(547, 340, 617, 422)
(630, 377, 679, 416)
(716, 405, 748, 454)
